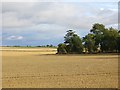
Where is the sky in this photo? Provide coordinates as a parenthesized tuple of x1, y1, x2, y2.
(1, 1, 119, 46)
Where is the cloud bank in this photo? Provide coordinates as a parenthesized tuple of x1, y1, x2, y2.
(2, 2, 118, 46)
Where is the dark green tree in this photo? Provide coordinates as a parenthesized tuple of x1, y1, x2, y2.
(57, 30, 83, 54)
(57, 43, 67, 54)
(90, 23, 105, 52)
(100, 27, 119, 52)
(64, 30, 83, 53)
(83, 33, 96, 53)
(117, 36, 120, 53)
(91, 23, 119, 53)
(57, 24, 120, 54)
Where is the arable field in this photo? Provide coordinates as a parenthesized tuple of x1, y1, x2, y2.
(1, 47, 118, 88)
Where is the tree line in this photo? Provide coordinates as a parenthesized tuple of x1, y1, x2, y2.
(5, 44, 56, 48)
(57, 23, 120, 54)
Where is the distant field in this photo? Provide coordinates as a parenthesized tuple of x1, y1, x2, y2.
(1, 47, 118, 88)
(1, 47, 57, 56)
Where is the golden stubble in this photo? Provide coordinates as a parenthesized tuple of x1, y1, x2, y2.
(1, 47, 118, 88)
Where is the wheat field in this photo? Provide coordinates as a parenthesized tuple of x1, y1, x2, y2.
(1, 47, 118, 88)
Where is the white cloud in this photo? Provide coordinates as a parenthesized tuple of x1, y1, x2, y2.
(2, 11, 34, 28)
(2, 2, 117, 29)
(2, 2, 118, 45)
(6, 35, 23, 40)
